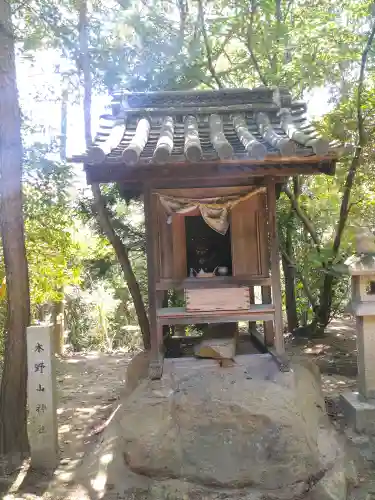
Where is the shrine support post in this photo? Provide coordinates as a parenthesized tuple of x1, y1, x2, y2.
(267, 179, 284, 355)
(144, 186, 164, 379)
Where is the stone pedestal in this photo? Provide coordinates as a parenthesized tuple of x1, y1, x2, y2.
(341, 253, 375, 434)
(27, 325, 59, 468)
(341, 391, 375, 435)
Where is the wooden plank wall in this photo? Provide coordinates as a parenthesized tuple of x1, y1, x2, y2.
(172, 216, 187, 279)
(157, 200, 173, 279)
(230, 193, 269, 277)
(157, 199, 187, 279)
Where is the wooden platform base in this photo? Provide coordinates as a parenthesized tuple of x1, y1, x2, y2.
(157, 304, 275, 325)
(150, 323, 287, 380)
(164, 331, 262, 358)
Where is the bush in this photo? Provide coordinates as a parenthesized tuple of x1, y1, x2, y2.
(65, 280, 143, 352)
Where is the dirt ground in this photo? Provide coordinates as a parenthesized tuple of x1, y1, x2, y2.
(1, 318, 374, 499)
(0, 351, 133, 499)
(288, 317, 358, 398)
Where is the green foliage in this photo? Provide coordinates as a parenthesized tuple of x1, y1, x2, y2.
(65, 183, 148, 351)
(65, 269, 145, 352)
(279, 83, 375, 325)
(23, 143, 82, 308)
(0, 140, 86, 356)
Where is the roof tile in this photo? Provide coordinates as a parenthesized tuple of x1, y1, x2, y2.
(71, 87, 336, 166)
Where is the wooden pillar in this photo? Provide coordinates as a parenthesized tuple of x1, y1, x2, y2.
(248, 286, 257, 335)
(261, 285, 275, 346)
(267, 179, 284, 355)
(144, 186, 164, 379)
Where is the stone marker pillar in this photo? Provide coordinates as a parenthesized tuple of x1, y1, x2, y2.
(341, 250, 375, 434)
(27, 325, 59, 468)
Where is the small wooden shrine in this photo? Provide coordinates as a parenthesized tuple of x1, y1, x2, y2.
(72, 87, 338, 378)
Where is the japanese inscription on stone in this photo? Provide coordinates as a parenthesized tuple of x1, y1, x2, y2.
(27, 325, 58, 468)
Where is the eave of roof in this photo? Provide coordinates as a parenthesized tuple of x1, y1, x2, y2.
(84, 156, 336, 186)
(70, 87, 341, 176)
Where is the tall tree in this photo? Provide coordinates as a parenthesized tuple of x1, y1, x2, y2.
(280, 195, 299, 332)
(76, 0, 151, 349)
(313, 20, 375, 332)
(52, 75, 70, 355)
(0, 0, 30, 462)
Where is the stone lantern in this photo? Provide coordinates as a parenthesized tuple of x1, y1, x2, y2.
(341, 246, 375, 433)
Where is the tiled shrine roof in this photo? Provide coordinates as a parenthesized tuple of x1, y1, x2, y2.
(71, 87, 340, 170)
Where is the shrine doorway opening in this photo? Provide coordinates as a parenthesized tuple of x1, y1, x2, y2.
(185, 214, 232, 277)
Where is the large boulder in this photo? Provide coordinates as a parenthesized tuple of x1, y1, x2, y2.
(78, 355, 351, 500)
(123, 350, 150, 396)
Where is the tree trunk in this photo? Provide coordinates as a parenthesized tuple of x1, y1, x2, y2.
(92, 184, 151, 350)
(60, 75, 68, 162)
(51, 77, 69, 355)
(282, 254, 298, 332)
(78, 0, 92, 150)
(52, 296, 65, 355)
(314, 153, 359, 334)
(281, 182, 299, 333)
(314, 277, 333, 335)
(77, 0, 151, 349)
(0, 0, 30, 462)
